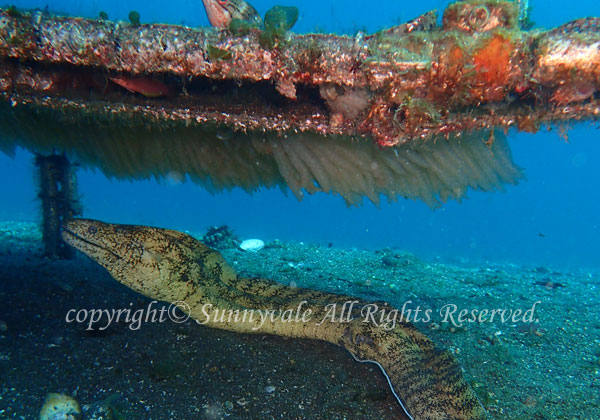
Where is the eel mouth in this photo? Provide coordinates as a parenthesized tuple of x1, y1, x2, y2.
(61, 226, 93, 249)
(61, 224, 122, 261)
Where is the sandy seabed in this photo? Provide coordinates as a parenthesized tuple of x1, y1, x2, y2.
(0, 221, 598, 419)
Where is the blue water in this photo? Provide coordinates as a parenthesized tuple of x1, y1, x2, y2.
(2, 0, 600, 269)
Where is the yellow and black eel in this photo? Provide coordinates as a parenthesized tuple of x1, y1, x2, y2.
(61, 218, 487, 420)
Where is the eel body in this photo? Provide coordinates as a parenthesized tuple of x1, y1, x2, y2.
(61, 218, 487, 420)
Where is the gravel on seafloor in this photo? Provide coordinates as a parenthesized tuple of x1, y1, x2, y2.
(1, 222, 599, 419)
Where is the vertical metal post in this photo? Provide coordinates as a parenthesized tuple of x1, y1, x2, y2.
(35, 154, 80, 258)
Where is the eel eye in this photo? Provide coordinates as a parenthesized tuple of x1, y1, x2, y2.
(88, 226, 97, 234)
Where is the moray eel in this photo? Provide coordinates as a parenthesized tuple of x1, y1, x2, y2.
(61, 218, 487, 420)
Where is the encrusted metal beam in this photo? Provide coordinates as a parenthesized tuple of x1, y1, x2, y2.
(1, 1, 599, 147)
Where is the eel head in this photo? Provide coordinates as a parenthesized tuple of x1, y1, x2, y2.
(61, 218, 235, 302)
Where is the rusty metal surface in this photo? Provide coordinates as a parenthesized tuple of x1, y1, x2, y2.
(1, 0, 600, 146)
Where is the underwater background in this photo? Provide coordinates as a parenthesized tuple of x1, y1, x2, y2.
(1, 1, 600, 420)
(1, 0, 600, 270)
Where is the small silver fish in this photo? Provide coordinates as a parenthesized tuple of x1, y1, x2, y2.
(201, 0, 263, 28)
